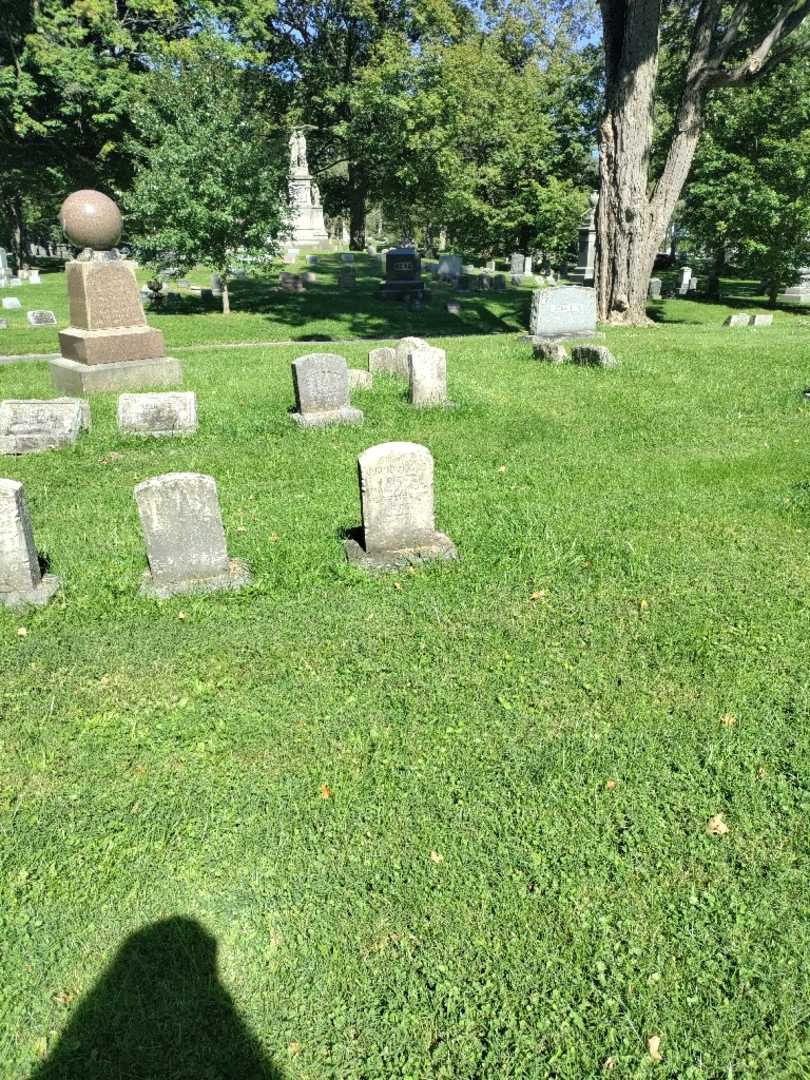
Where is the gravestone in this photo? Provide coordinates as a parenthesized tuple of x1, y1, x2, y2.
(532, 340, 568, 364)
(0, 320, 7, 330)
(50, 190, 181, 393)
(210, 273, 223, 295)
(344, 442, 457, 571)
(394, 336, 428, 378)
(570, 192, 598, 285)
(2, 298, 21, 310)
(338, 268, 356, 288)
(493, 274, 506, 291)
(688, 278, 698, 292)
(134, 473, 250, 598)
(287, 130, 328, 247)
(777, 267, 810, 305)
(678, 266, 692, 295)
(348, 369, 373, 391)
(290, 353, 363, 427)
(0, 248, 7, 275)
(447, 302, 461, 315)
(26, 310, 57, 327)
(530, 286, 598, 340)
(510, 253, 525, 275)
(29, 269, 41, 285)
(368, 346, 398, 375)
(749, 314, 773, 327)
(571, 344, 619, 369)
(307, 255, 318, 266)
(118, 391, 198, 436)
(302, 271, 317, 284)
(648, 278, 662, 299)
(409, 345, 450, 408)
(0, 398, 89, 454)
(0, 479, 61, 609)
(280, 272, 305, 293)
(379, 246, 424, 301)
(724, 313, 750, 327)
(9, 278, 21, 287)
(341, 253, 355, 264)
(437, 254, 462, 280)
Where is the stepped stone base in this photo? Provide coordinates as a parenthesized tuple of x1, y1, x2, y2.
(139, 558, 251, 600)
(49, 355, 182, 394)
(1, 574, 61, 610)
(344, 530, 457, 572)
(59, 325, 166, 365)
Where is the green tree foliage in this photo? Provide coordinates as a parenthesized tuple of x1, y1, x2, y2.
(124, 42, 290, 313)
(681, 56, 810, 301)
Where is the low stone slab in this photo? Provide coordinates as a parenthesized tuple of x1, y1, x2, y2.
(27, 310, 57, 327)
(118, 391, 197, 437)
(0, 398, 88, 454)
(290, 353, 363, 427)
(0, 479, 61, 609)
(348, 369, 373, 391)
(344, 441, 457, 571)
(724, 314, 750, 327)
(571, 344, 619, 368)
(532, 340, 568, 364)
(750, 314, 773, 327)
(368, 346, 397, 375)
(2, 298, 21, 310)
(134, 472, 250, 598)
(49, 355, 182, 394)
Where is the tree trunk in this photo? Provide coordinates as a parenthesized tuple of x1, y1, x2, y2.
(222, 281, 230, 315)
(348, 163, 366, 251)
(9, 194, 26, 273)
(706, 245, 725, 300)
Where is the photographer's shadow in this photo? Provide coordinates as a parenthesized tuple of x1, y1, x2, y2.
(32, 916, 282, 1079)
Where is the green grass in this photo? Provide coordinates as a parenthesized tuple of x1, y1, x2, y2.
(1, 309, 810, 1077)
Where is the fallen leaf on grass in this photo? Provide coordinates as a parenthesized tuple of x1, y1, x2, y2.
(706, 814, 729, 836)
(498, 464, 507, 473)
(529, 590, 547, 601)
(17, 627, 28, 638)
(177, 611, 187, 621)
(638, 598, 649, 612)
(603, 1058, 616, 1071)
(430, 850, 444, 863)
(647, 1035, 663, 1062)
(721, 713, 737, 726)
(34, 1036, 48, 1058)
(269, 532, 280, 542)
(757, 766, 767, 779)
(393, 581, 402, 590)
(320, 784, 332, 800)
(288, 1041, 301, 1056)
(53, 990, 74, 1007)
(605, 779, 617, 791)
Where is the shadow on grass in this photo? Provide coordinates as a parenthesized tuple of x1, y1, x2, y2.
(31, 916, 282, 1079)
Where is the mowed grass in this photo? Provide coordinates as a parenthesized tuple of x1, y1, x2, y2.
(1, 316, 809, 1077)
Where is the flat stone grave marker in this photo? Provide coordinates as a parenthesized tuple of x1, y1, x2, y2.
(344, 442, 457, 571)
(530, 286, 597, 340)
(571, 344, 619, 368)
(750, 314, 773, 327)
(290, 353, 363, 427)
(134, 472, 250, 598)
(2, 298, 21, 310)
(118, 391, 197, 437)
(26, 309, 57, 327)
(0, 398, 89, 454)
(0, 479, 61, 608)
(409, 344, 451, 408)
(724, 313, 750, 327)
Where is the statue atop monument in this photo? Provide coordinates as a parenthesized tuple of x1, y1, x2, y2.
(286, 127, 328, 248)
(290, 130, 308, 172)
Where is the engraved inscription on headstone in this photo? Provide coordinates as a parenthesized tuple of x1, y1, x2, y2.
(409, 345, 450, 407)
(290, 353, 363, 427)
(530, 286, 597, 340)
(0, 398, 88, 454)
(26, 309, 57, 327)
(67, 261, 145, 330)
(0, 479, 61, 608)
(118, 391, 198, 436)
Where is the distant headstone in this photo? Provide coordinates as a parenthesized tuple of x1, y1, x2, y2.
(493, 274, 506, 291)
(570, 192, 597, 285)
(510, 253, 525, 275)
(348, 369, 373, 391)
(530, 286, 597, 340)
(678, 266, 692, 295)
(280, 271, 305, 293)
(0, 479, 61, 609)
(394, 336, 428, 379)
(0, 398, 88, 455)
(749, 314, 773, 327)
(571, 344, 619, 369)
(338, 268, 356, 288)
(290, 353, 363, 427)
(307, 255, 318, 266)
(210, 274, 223, 296)
(688, 278, 698, 292)
(0, 249, 7, 274)
(447, 302, 461, 315)
(302, 271, 317, 284)
(28, 269, 41, 285)
(0, 320, 7, 330)
(9, 278, 21, 287)
(379, 247, 424, 300)
(648, 278, 662, 299)
(724, 313, 750, 327)
(341, 253, 355, 264)
(344, 442, 457, 571)
(532, 340, 568, 364)
(368, 346, 398, 375)
(409, 345, 450, 408)
(26, 309, 57, 327)
(3, 298, 21, 310)
(118, 391, 197, 436)
(437, 254, 462, 280)
(777, 267, 810, 305)
(134, 472, 250, 598)
(486, 259, 496, 271)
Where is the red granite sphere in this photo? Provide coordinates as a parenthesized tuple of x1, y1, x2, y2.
(59, 190, 123, 250)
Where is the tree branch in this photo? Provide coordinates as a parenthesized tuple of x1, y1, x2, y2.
(707, 0, 810, 86)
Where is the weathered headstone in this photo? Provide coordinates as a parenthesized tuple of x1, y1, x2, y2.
(280, 271, 305, 293)
(344, 442, 457, 571)
(437, 254, 462, 280)
(530, 286, 597, 340)
(2, 298, 21, 310)
(648, 278, 662, 299)
(0, 479, 61, 608)
(28, 269, 41, 285)
(26, 310, 57, 327)
(307, 255, 318, 266)
(724, 313, 750, 327)
(210, 273, 223, 296)
(302, 271, 317, 284)
(368, 346, 398, 375)
(570, 192, 598, 285)
(348, 369, 373, 391)
(532, 340, 568, 364)
(394, 336, 428, 379)
(379, 246, 424, 301)
(9, 278, 21, 287)
(510, 253, 525, 275)
(0, 398, 89, 454)
(777, 267, 810, 305)
(571, 344, 619, 369)
(0, 319, 7, 330)
(118, 391, 197, 436)
(409, 345, 450, 408)
(493, 274, 506, 291)
(688, 278, 698, 292)
(447, 302, 461, 315)
(134, 472, 250, 598)
(749, 313, 773, 327)
(290, 353, 363, 427)
(678, 266, 692, 295)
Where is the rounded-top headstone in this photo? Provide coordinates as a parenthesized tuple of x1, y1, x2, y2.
(59, 190, 123, 250)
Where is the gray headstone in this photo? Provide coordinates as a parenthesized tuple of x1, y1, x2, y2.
(750, 314, 773, 327)
(510, 253, 525, 275)
(26, 309, 57, 327)
(530, 286, 597, 339)
(343, 442, 457, 571)
(302, 271, 317, 284)
(307, 255, 318, 266)
(348, 369, 373, 391)
(0, 479, 61, 608)
(648, 278, 662, 299)
(291, 353, 363, 427)
(338, 268, 356, 288)
(724, 313, 750, 327)
(409, 345, 450, 408)
(493, 275, 506, 291)
(0, 248, 7, 274)
(134, 472, 250, 598)
(571, 344, 619, 369)
(688, 278, 698, 292)
(532, 340, 568, 364)
(0, 398, 87, 455)
(368, 346, 398, 375)
(341, 253, 355, 264)
(437, 254, 462, 279)
(9, 278, 21, 287)
(118, 391, 197, 437)
(2, 297, 21, 310)
(680, 266, 692, 287)
(394, 337, 428, 379)
(447, 302, 461, 315)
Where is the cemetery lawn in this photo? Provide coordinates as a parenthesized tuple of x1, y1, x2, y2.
(1, 316, 810, 1078)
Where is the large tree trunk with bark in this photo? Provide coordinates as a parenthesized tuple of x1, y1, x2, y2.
(347, 163, 366, 251)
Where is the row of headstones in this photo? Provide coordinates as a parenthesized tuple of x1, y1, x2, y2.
(648, 274, 699, 300)
(0, 393, 197, 454)
(0, 299, 57, 327)
(0, 269, 41, 287)
(292, 337, 451, 424)
(724, 313, 774, 327)
(1, 441, 456, 607)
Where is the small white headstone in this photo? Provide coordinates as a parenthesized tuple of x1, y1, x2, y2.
(2, 298, 21, 310)
(393, 337, 428, 379)
(28, 269, 41, 284)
